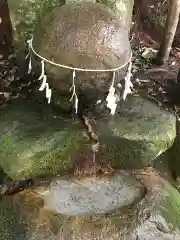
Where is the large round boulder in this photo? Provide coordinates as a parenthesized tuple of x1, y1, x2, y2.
(32, 3, 131, 99)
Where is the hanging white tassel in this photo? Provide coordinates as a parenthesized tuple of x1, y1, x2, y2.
(38, 60, 45, 80)
(25, 38, 33, 74)
(70, 70, 79, 114)
(37, 59, 52, 104)
(74, 95, 78, 114)
(25, 34, 133, 112)
(39, 75, 47, 91)
(27, 55, 32, 74)
(25, 53, 30, 59)
(26, 39, 32, 59)
(69, 70, 76, 99)
(45, 83, 52, 104)
(123, 59, 133, 100)
(106, 71, 117, 115)
(27, 38, 32, 48)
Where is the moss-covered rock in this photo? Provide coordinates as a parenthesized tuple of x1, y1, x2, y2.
(0, 190, 53, 240)
(133, 168, 180, 238)
(0, 99, 88, 180)
(166, 122, 180, 180)
(90, 94, 176, 169)
(0, 169, 180, 239)
(0, 94, 176, 180)
(7, 0, 65, 55)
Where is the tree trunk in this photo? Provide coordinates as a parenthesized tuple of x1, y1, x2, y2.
(155, 0, 180, 65)
(0, 0, 12, 57)
(177, 68, 180, 82)
(115, 0, 134, 35)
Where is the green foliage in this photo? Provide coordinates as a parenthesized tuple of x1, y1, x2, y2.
(97, 0, 116, 9)
(151, 13, 167, 28)
(134, 55, 153, 71)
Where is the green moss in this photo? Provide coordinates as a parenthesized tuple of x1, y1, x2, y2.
(94, 95, 176, 169)
(160, 184, 180, 229)
(8, 0, 65, 53)
(15, 130, 84, 179)
(0, 100, 87, 180)
(0, 128, 85, 180)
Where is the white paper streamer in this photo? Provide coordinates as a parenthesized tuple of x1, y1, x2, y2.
(26, 35, 133, 113)
(45, 83, 52, 104)
(106, 71, 117, 115)
(106, 86, 117, 115)
(25, 53, 30, 59)
(26, 39, 32, 59)
(36, 59, 52, 103)
(27, 55, 32, 74)
(26, 39, 33, 74)
(38, 60, 45, 80)
(39, 75, 47, 91)
(70, 70, 79, 114)
(74, 96, 79, 114)
(123, 59, 133, 100)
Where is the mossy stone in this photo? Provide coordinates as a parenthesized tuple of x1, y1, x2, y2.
(0, 99, 87, 180)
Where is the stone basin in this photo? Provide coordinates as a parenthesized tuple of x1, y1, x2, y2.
(35, 172, 145, 216)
